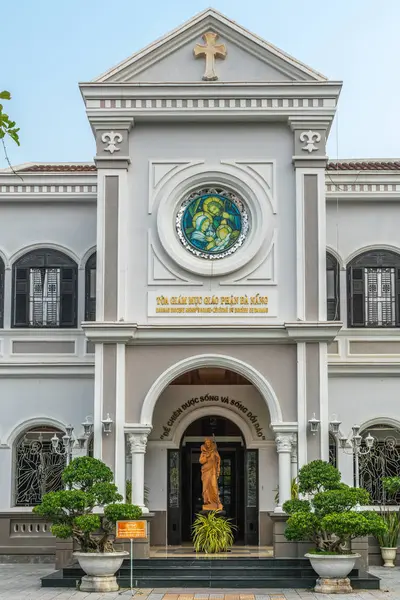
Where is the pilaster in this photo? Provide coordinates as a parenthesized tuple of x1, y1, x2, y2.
(127, 427, 152, 513)
(274, 432, 293, 511)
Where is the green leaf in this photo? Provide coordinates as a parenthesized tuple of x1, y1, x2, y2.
(298, 460, 341, 494)
(0, 91, 11, 100)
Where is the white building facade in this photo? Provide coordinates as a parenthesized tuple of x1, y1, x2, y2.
(0, 8, 399, 559)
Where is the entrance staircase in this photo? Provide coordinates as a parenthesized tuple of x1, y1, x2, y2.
(42, 556, 380, 589)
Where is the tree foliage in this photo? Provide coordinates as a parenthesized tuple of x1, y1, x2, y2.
(284, 461, 387, 554)
(0, 91, 19, 146)
(33, 456, 142, 553)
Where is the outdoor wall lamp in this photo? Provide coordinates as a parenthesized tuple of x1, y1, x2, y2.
(308, 413, 320, 434)
(101, 413, 113, 435)
(81, 415, 94, 437)
(329, 414, 342, 435)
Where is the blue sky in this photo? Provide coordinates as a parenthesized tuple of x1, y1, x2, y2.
(2, 0, 400, 167)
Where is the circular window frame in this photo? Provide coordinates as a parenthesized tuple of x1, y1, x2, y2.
(156, 171, 268, 277)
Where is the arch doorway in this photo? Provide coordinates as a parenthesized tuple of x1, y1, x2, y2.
(167, 415, 259, 546)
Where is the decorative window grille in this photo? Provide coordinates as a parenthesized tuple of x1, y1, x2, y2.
(348, 251, 400, 327)
(29, 268, 61, 326)
(328, 433, 337, 468)
(0, 258, 4, 328)
(12, 249, 77, 328)
(326, 253, 340, 321)
(15, 427, 66, 506)
(85, 252, 96, 321)
(359, 426, 400, 505)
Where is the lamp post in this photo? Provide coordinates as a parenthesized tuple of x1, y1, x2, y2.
(51, 424, 75, 466)
(335, 423, 375, 488)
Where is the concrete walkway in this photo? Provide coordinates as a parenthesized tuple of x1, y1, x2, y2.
(0, 564, 398, 599)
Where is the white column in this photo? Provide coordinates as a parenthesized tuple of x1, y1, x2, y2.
(275, 433, 293, 512)
(128, 429, 151, 513)
(291, 434, 298, 482)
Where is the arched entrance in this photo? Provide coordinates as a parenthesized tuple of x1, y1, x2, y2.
(167, 411, 259, 546)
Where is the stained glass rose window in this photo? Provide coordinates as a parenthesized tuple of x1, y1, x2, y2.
(176, 187, 249, 259)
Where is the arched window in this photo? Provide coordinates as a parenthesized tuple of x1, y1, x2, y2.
(327, 252, 340, 321)
(12, 249, 78, 328)
(15, 426, 66, 506)
(85, 252, 96, 321)
(329, 433, 338, 468)
(347, 250, 400, 327)
(0, 257, 4, 328)
(359, 424, 400, 504)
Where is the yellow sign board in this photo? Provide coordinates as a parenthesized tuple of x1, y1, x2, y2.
(116, 520, 148, 539)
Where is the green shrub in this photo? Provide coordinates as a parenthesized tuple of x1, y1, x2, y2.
(192, 511, 236, 553)
(33, 456, 142, 553)
(284, 461, 387, 554)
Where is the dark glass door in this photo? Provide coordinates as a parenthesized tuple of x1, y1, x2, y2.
(181, 443, 244, 542)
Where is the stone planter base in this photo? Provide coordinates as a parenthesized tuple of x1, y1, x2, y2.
(314, 577, 352, 594)
(80, 574, 119, 592)
(73, 550, 128, 592)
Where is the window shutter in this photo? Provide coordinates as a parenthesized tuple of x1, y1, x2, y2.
(60, 267, 77, 327)
(14, 268, 29, 326)
(85, 266, 96, 321)
(0, 264, 4, 328)
(349, 267, 365, 326)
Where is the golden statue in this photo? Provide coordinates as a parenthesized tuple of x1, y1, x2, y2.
(200, 438, 223, 511)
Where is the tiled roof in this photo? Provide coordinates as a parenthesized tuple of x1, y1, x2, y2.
(4, 161, 400, 174)
(327, 161, 400, 171)
(16, 164, 97, 173)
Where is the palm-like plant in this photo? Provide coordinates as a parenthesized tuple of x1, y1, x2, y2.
(192, 511, 236, 553)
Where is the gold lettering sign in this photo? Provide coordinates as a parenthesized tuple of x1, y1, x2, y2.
(154, 294, 269, 315)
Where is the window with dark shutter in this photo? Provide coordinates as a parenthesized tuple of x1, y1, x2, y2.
(85, 252, 96, 321)
(12, 249, 77, 328)
(326, 252, 340, 321)
(0, 258, 4, 328)
(347, 250, 400, 328)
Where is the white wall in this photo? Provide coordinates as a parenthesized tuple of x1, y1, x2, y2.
(0, 376, 94, 509)
(326, 201, 400, 263)
(329, 375, 400, 484)
(0, 201, 96, 263)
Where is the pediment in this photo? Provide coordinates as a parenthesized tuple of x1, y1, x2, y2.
(94, 9, 326, 84)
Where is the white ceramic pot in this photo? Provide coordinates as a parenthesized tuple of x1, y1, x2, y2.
(305, 553, 360, 594)
(74, 551, 128, 592)
(305, 552, 359, 579)
(380, 547, 397, 567)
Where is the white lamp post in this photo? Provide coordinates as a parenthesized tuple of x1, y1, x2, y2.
(338, 424, 375, 488)
(51, 424, 75, 466)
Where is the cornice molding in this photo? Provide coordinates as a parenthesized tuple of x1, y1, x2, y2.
(82, 322, 342, 344)
(285, 321, 342, 342)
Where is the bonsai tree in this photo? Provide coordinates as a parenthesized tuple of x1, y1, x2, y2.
(283, 460, 387, 554)
(33, 456, 142, 552)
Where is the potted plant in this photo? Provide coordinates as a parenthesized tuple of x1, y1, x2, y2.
(283, 460, 387, 594)
(192, 511, 236, 553)
(33, 456, 142, 592)
(376, 476, 400, 567)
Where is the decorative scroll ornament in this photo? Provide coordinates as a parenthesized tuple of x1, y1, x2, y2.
(300, 130, 321, 153)
(128, 433, 148, 454)
(275, 433, 293, 453)
(101, 131, 123, 154)
(193, 32, 227, 81)
(176, 187, 249, 260)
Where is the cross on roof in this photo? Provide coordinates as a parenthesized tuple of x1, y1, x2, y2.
(193, 32, 227, 81)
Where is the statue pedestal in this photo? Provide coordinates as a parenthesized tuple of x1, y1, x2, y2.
(200, 509, 226, 517)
